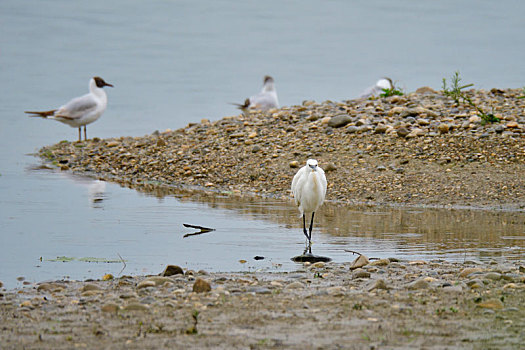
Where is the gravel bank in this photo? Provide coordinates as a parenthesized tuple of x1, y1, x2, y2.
(39, 88, 525, 210)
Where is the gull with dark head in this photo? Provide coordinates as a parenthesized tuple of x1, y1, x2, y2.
(233, 75, 279, 114)
(358, 77, 393, 98)
(25, 76, 113, 141)
(291, 159, 327, 253)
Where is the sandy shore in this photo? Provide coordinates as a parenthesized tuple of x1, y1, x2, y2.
(38, 88, 525, 211)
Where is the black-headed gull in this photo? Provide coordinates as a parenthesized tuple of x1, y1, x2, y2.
(25, 76, 113, 141)
(233, 75, 279, 113)
(358, 77, 393, 98)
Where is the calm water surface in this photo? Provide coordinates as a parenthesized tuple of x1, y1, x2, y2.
(1, 1, 524, 289)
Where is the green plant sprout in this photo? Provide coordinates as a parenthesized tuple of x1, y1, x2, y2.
(442, 71, 500, 124)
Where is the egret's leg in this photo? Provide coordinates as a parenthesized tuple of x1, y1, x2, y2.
(302, 214, 309, 240)
(78, 127, 82, 142)
(84, 126, 87, 141)
(308, 212, 315, 241)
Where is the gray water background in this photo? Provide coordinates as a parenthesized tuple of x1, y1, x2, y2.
(1, 0, 524, 289)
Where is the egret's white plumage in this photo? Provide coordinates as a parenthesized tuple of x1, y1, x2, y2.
(358, 77, 393, 98)
(291, 159, 327, 250)
(25, 76, 113, 141)
(234, 75, 279, 113)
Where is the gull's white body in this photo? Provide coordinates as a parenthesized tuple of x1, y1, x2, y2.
(248, 77, 279, 111)
(291, 159, 327, 216)
(358, 78, 393, 98)
(234, 76, 279, 112)
(25, 76, 112, 140)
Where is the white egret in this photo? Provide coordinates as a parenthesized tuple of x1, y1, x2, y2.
(25, 76, 113, 141)
(233, 75, 279, 113)
(291, 159, 327, 251)
(358, 77, 393, 98)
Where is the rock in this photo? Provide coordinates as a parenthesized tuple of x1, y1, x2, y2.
(406, 128, 425, 138)
(352, 268, 371, 279)
(102, 274, 114, 281)
(324, 163, 337, 172)
(443, 285, 463, 292)
(350, 254, 369, 270)
(506, 121, 518, 128)
(477, 299, 504, 310)
(370, 259, 390, 267)
(193, 278, 211, 293)
(437, 123, 450, 133)
(285, 281, 306, 290)
(415, 86, 437, 94)
(136, 280, 156, 289)
(81, 284, 103, 292)
(345, 125, 358, 134)
(101, 303, 120, 313)
(327, 286, 345, 296)
(123, 303, 149, 312)
(396, 127, 410, 138)
(374, 124, 388, 134)
(106, 141, 119, 147)
(161, 265, 184, 276)
(417, 118, 430, 126)
(407, 278, 430, 290)
(482, 272, 502, 281)
(144, 276, 173, 286)
(376, 166, 386, 171)
(328, 114, 352, 128)
(311, 262, 325, 269)
(289, 161, 300, 168)
(495, 125, 505, 133)
(469, 115, 482, 123)
(37, 283, 65, 292)
(368, 279, 389, 291)
(459, 267, 483, 278)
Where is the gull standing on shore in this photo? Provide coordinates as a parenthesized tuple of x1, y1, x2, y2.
(233, 75, 279, 113)
(291, 159, 327, 252)
(25, 76, 113, 141)
(358, 77, 393, 98)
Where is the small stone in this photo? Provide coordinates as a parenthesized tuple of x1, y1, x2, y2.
(370, 259, 390, 266)
(437, 123, 450, 133)
(156, 138, 166, 147)
(406, 128, 425, 138)
(368, 279, 389, 291)
(374, 124, 388, 134)
(407, 278, 430, 290)
(289, 161, 300, 168)
(81, 284, 103, 292)
(106, 141, 119, 147)
(251, 145, 261, 153)
(144, 276, 173, 286)
(443, 285, 463, 292)
(324, 163, 337, 172)
(161, 265, 184, 276)
(311, 262, 325, 269)
(327, 286, 345, 296)
(482, 272, 502, 281)
(285, 281, 305, 290)
(352, 268, 371, 279)
(346, 125, 358, 134)
(350, 254, 369, 270)
(123, 303, 149, 312)
(328, 114, 352, 128)
(376, 165, 386, 171)
(101, 303, 120, 313)
(506, 121, 518, 128)
(137, 280, 156, 289)
(415, 86, 437, 94)
(37, 283, 65, 292)
(396, 127, 410, 138)
(495, 125, 505, 133)
(478, 299, 504, 310)
(459, 267, 483, 278)
(469, 115, 482, 123)
(193, 278, 211, 293)
(102, 274, 114, 281)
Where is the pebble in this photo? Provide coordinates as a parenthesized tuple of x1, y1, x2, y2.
(459, 267, 483, 278)
(285, 282, 306, 290)
(370, 259, 390, 267)
(368, 279, 389, 291)
(352, 268, 371, 279)
(477, 299, 504, 310)
(407, 278, 430, 290)
(328, 115, 352, 128)
(122, 303, 149, 312)
(350, 255, 369, 270)
(193, 278, 211, 293)
(161, 265, 184, 276)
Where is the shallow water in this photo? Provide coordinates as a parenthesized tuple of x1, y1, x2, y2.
(1, 1, 524, 289)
